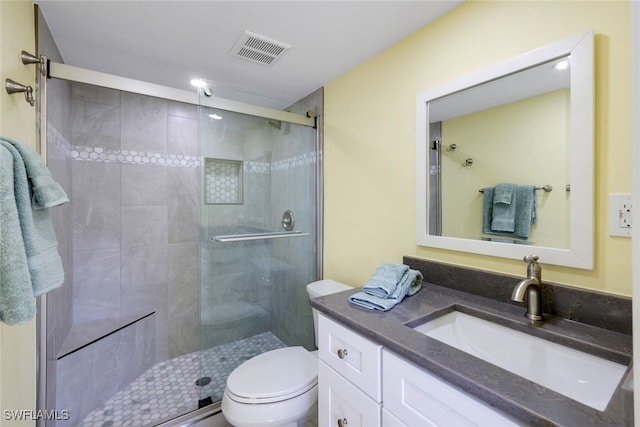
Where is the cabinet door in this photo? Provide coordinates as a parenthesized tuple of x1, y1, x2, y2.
(318, 314, 382, 401)
(382, 409, 407, 427)
(318, 360, 381, 427)
(382, 350, 523, 427)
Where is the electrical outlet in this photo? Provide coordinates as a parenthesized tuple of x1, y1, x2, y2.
(608, 193, 632, 237)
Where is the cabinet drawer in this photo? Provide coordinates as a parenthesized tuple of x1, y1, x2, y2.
(318, 314, 382, 401)
(382, 350, 523, 426)
(318, 361, 381, 427)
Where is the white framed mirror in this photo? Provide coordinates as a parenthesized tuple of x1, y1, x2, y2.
(416, 30, 594, 269)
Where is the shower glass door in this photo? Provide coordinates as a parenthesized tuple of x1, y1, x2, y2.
(197, 106, 318, 404)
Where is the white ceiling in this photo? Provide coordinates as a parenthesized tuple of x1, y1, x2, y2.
(35, 1, 462, 109)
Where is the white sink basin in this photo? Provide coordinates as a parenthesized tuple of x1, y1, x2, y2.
(413, 310, 627, 411)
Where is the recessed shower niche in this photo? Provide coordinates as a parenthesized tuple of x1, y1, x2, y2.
(204, 157, 244, 204)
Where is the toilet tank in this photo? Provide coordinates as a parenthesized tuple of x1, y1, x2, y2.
(307, 279, 352, 347)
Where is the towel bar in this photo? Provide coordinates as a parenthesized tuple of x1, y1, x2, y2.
(212, 230, 309, 242)
(479, 185, 553, 193)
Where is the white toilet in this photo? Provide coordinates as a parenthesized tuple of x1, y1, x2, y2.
(221, 279, 351, 427)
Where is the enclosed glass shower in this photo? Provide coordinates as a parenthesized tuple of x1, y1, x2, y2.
(40, 61, 320, 425)
(196, 106, 319, 405)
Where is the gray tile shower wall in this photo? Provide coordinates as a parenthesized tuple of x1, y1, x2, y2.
(46, 113, 73, 354)
(270, 128, 317, 350)
(46, 83, 201, 423)
(71, 161, 121, 252)
(198, 105, 319, 351)
(39, 10, 74, 421)
(45, 89, 74, 425)
(69, 83, 200, 361)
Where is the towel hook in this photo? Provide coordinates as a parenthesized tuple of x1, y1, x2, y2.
(462, 158, 473, 167)
(5, 79, 34, 107)
(21, 50, 46, 76)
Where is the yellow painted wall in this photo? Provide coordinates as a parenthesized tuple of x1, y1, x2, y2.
(0, 1, 37, 425)
(324, 1, 632, 296)
(441, 90, 569, 248)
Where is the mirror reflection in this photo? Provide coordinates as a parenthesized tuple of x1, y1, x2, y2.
(429, 56, 571, 248)
(415, 30, 594, 269)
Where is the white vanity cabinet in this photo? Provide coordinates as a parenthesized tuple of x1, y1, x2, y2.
(317, 313, 523, 427)
(317, 313, 382, 426)
(382, 350, 523, 426)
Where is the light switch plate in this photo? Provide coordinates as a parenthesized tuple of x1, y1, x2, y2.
(608, 193, 632, 237)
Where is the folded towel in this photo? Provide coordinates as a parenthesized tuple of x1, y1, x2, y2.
(1, 136, 69, 209)
(348, 291, 398, 311)
(349, 266, 423, 311)
(0, 138, 68, 324)
(0, 145, 36, 324)
(387, 269, 423, 302)
(491, 183, 516, 232)
(482, 184, 536, 239)
(493, 182, 515, 205)
(362, 263, 409, 298)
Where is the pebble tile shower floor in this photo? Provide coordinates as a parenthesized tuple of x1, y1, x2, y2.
(79, 332, 287, 427)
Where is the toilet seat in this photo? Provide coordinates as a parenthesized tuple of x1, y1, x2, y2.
(225, 346, 318, 404)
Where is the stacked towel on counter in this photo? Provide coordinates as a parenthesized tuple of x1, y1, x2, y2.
(348, 263, 423, 311)
(0, 136, 69, 325)
(482, 183, 536, 239)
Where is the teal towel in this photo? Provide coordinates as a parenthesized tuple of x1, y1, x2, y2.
(491, 183, 516, 232)
(1, 136, 69, 209)
(348, 291, 397, 311)
(349, 266, 423, 311)
(0, 145, 36, 324)
(362, 263, 409, 298)
(387, 269, 423, 302)
(0, 138, 68, 325)
(482, 185, 536, 239)
(481, 187, 495, 235)
(493, 183, 515, 205)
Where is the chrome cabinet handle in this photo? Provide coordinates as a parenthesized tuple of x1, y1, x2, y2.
(337, 348, 348, 359)
(337, 418, 348, 427)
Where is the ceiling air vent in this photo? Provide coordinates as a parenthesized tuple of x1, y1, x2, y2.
(230, 30, 291, 66)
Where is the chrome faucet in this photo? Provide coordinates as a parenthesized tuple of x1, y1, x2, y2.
(511, 255, 543, 322)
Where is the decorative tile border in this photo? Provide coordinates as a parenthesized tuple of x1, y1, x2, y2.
(272, 151, 317, 171)
(71, 145, 200, 168)
(244, 160, 270, 173)
(244, 152, 318, 174)
(67, 144, 317, 172)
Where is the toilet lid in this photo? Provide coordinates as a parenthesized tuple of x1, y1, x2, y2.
(226, 346, 318, 404)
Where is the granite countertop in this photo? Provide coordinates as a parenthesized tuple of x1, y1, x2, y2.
(310, 282, 633, 426)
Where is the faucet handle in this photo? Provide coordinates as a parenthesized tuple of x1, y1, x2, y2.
(523, 255, 541, 280)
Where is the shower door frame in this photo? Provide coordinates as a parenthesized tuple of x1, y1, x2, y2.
(48, 62, 316, 127)
(36, 61, 323, 425)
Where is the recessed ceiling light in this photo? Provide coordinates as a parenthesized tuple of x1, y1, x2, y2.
(190, 78, 208, 88)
